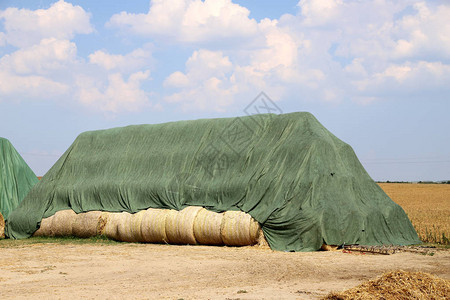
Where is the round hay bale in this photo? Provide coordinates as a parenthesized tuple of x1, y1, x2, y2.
(116, 212, 134, 242)
(256, 229, 270, 248)
(72, 211, 102, 238)
(129, 210, 146, 242)
(33, 215, 55, 237)
(0, 211, 5, 239)
(102, 212, 120, 240)
(97, 212, 109, 235)
(140, 208, 170, 243)
(165, 206, 202, 245)
(221, 210, 260, 246)
(51, 210, 77, 236)
(193, 208, 223, 245)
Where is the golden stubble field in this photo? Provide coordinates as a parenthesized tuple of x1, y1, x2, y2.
(379, 183, 450, 245)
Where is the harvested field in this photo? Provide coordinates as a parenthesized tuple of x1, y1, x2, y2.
(379, 183, 450, 244)
(0, 240, 448, 299)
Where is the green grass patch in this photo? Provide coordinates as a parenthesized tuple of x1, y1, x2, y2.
(0, 235, 120, 248)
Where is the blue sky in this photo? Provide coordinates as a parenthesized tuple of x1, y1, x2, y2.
(0, 0, 449, 181)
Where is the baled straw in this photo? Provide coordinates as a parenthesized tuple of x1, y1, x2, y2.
(193, 208, 223, 245)
(97, 212, 109, 235)
(0, 211, 5, 239)
(140, 208, 170, 243)
(72, 211, 102, 238)
(51, 210, 77, 236)
(129, 210, 146, 242)
(255, 228, 270, 248)
(165, 206, 202, 244)
(116, 212, 135, 242)
(102, 212, 120, 240)
(221, 210, 260, 246)
(33, 215, 55, 237)
(324, 270, 450, 300)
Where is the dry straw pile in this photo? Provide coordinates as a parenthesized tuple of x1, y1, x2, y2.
(324, 270, 450, 300)
(0, 211, 5, 239)
(33, 206, 264, 247)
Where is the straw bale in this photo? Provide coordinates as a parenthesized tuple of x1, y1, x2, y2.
(324, 270, 450, 300)
(129, 210, 146, 242)
(51, 210, 77, 236)
(72, 211, 102, 238)
(0, 211, 5, 239)
(221, 210, 260, 246)
(255, 229, 270, 248)
(165, 206, 202, 244)
(102, 212, 120, 240)
(140, 208, 169, 243)
(33, 215, 55, 237)
(321, 244, 339, 251)
(97, 212, 109, 235)
(193, 208, 223, 245)
(116, 212, 135, 242)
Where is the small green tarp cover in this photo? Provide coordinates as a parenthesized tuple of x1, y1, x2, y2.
(6, 112, 420, 251)
(0, 138, 39, 219)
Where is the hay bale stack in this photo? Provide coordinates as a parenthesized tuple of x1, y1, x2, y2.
(193, 208, 223, 245)
(165, 206, 202, 244)
(51, 210, 76, 236)
(72, 211, 102, 238)
(141, 208, 169, 243)
(0, 211, 5, 239)
(221, 210, 260, 246)
(33, 215, 55, 237)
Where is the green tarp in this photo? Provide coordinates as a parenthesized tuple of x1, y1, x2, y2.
(0, 138, 39, 219)
(6, 112, 420, 250)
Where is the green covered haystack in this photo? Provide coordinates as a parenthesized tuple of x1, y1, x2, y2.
(5, 112, 420, 251)
(0, 138, 39, 219)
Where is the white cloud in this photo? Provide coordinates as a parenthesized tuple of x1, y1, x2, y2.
(164, 49, 237, 111)
(0, 2, 155, 114)
(392, 3, 450, 60)
(89, 44, 154, 74)
(0, 70, 68, 98)
(356, 61, 450, 94)
(0, 38, 77, 74)
(0, 32, 6, 46)
(108, 0, 259, 44)
(0, 0, 93, 48)
(298, 0, 343, 26)
(77, 71, 152, 113)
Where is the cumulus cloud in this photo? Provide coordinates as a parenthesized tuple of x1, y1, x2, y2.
(0, 1, 155, 113)
(0, 70, 69, 98)
(0, 38, 77, 74)
(89, 44, 154, 74)
(2, 0, 449, 114)
(164, 50, 237, 111)
(0, 0, 93, 47)
(77, 71, 152, 113)
(108, 0, 259, 44)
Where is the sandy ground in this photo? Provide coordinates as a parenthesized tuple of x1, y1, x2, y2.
(0, 243, 448, 300)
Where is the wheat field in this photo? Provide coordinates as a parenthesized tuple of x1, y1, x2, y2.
(379, 183, 450, 245)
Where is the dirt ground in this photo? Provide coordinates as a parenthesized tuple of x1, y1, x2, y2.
(0, 243, 448, 299)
